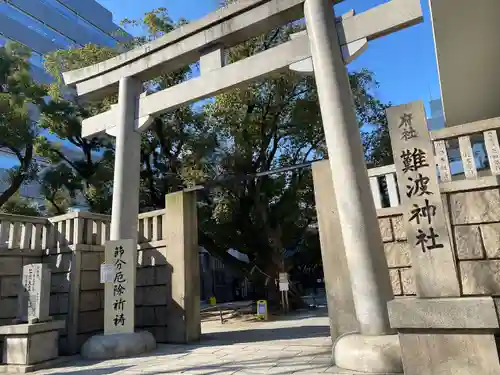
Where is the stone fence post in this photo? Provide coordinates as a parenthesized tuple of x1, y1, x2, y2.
(311, 160, 359, 341)
(164, 191, 200, 343)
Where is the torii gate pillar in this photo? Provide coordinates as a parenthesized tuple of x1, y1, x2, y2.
(111, 76, 142, 241)
(305, 0, 399, 372)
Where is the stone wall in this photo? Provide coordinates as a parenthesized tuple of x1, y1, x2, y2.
(0, 252, 42, 325)
(134, 244, 170, 343)
(378, 212, 416, 297)
(449, 187, 500, 295)
(75, 244, 171, 350)
(44, 247, 74, 355)
(76, 249, 104, 351)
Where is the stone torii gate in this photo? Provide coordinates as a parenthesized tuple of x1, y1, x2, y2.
(63, 0, 422, 371)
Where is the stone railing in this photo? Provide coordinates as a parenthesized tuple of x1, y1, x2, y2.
(430, 116, 500, 190)
(367, 164, 400, 209)
(0, 209, 170, 252)
(48, 212, 111, 248)
(137, 209, 165, 247)
(431, 117, 499, 179)
(367, 116, 500, 208)
(0, 214, 50, 252)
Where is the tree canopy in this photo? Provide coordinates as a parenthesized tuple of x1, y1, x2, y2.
(0, 42, 47, 209)
(195, 23, 392, 296)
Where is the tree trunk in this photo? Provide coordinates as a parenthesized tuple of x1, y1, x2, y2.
(0, 145, 33, 208)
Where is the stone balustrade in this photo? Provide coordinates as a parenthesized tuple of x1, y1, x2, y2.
(0, 209, 169, 254)
(0, 214, 49, 251)
(137, 209, 165, 246)
(367, 164, 400, 209)
(430, 115, 500, 182)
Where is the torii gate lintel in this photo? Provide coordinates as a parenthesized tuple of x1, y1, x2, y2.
(80, 0, 422, 138)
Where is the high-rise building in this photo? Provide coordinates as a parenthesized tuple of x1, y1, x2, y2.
(0, 0, 131, 82)
(0, 0, 131, 212)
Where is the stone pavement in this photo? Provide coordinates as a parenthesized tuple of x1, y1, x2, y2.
(33, 308, 356, 375)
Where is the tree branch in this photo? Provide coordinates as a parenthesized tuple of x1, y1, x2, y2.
(51, 148, 82, 174)
(0, 144, 33, 207)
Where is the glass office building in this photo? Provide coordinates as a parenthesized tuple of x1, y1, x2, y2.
(0, 0, 131, 82)
(0, 0, 131, 211)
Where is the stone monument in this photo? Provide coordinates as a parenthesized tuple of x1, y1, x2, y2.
(80, 239, 156, 360)
(104, 240, 136, 334)
(17, 264, 51, 324)
(0, 264, 65, 373)
(387, 101, 460, 298)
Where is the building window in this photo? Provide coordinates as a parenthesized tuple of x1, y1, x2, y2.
(38, 0, 119, 47)
(0, 33, 45, 68)
(28, 51, 44, 68)
(0, 2, 77, 49)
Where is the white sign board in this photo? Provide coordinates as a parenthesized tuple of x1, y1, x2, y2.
(279, 273, 288, 283)
(100, 264, 115, 283)
(279, 282, 289, 292)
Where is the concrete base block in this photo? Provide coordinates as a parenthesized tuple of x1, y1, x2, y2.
(0, 321, 65, 369)
(399, 332, 500, 375)
(326, 367, 401, 375)
(333, 334, 403, 374)
(80, 331, 156, 360)
(0, 357, 70, 374)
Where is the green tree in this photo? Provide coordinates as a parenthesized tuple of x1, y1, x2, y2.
(0, 42, 47, 208)
(355, 69, 393, 168)
(196, 23, 392, 304)
(41, 8, 214, 214)
(38, 164, 82, 215)
(40, 43, 117, 214)
(120, 8, 216, 210)
(0, 193, 41, 216)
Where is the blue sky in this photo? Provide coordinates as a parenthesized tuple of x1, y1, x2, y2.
(96, 0, 441, 113)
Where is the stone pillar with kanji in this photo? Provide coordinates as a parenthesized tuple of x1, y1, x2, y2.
(386, 101, 500, 375)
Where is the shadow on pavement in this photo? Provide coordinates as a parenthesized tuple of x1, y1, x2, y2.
(200, 324, 330, 345)
(46, 365, 132, 374)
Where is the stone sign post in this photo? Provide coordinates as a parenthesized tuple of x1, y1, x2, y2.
(18, 264, 51, 323)
(104, 239, 135, 334)
(386, 101, 460, 297)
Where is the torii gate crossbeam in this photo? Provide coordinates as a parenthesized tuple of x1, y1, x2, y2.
(64, 0, 344, 99)
(80, 0, 422, 138)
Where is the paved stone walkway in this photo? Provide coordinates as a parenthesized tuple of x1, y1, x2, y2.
(35, 309, 347, 375)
